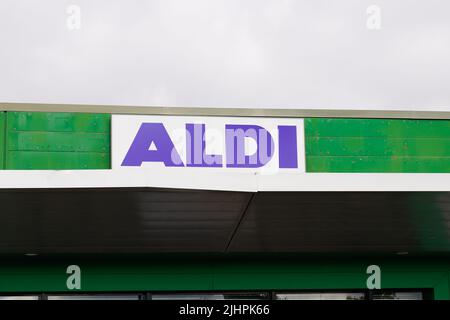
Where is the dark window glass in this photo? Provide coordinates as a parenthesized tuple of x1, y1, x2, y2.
(47, 294, 140, 300)
(0, 295, 39, 300)
(371, 291, 423, 300)
(1, 290, 428, 300)
(152, 292, 269, 300)
(152, 293, 225, 300)
(275, 292, 365, 300)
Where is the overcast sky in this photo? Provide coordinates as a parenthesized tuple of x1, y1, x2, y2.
(0, 0, 449, 111)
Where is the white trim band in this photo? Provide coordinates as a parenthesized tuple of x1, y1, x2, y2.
(1, 170, 450, 192)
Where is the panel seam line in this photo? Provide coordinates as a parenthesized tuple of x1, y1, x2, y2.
(224, 193, 255, 253)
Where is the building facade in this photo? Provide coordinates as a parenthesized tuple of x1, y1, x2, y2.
(0, 105, 449, 300)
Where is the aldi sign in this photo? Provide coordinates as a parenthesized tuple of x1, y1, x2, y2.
(112, 115, 305, 174)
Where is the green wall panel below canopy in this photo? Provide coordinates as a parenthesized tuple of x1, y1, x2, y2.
(0, 255, 449, 299)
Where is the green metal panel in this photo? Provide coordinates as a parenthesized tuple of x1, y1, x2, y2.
(8, 112, 110, 132)
(0, 112, 5, 169)
(0, 256, 449, 299)
(8, 132, 109, 153)
(5, 112, 110, 169)
(434, 274, 450, 300)
(305, 118, 450, 172)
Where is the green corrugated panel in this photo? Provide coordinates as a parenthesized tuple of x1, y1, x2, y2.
(7, 151, 110, 170)
(305, 118, 450, 138)
(9, 112, 110, 132)
(6, 112, 110, 169)
(8, 132, 110, 153)
(306, 137, 450, 157)
(0, 112, 5, 169)
(305, 118, 450, 172)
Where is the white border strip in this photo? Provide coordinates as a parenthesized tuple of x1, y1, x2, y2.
(1, 170, 450, 192)
(0, 170, 257, 192)
(257, 173, 450, 192)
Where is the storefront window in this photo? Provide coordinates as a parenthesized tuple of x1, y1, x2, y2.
(371, 291, 423, 300)
(0, 295, 39, 300)
(152, 292, 269, 300)
(275, 292, 365, 300)
(0, 290, 428, 300)
(275, 290, 425, 300)
(47, 294, 140, 300)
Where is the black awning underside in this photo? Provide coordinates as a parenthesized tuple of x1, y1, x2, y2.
(0, 189, 449, 254)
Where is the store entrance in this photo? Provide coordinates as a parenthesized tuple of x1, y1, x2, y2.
(0, 289, 432, 300)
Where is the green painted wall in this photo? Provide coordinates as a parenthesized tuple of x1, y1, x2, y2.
(4, 112, 110, 169)
(305, 118, 450, 172)
(0, 112, 5, 169)
(0, 255, 449, 299)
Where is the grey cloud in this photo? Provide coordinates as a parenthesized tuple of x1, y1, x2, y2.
(0, 0, 449, 111)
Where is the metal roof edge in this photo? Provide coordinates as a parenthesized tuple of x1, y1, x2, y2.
(1, 102, 450, 119)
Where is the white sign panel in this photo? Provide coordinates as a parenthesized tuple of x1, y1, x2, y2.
(112, 115, 305, 175)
